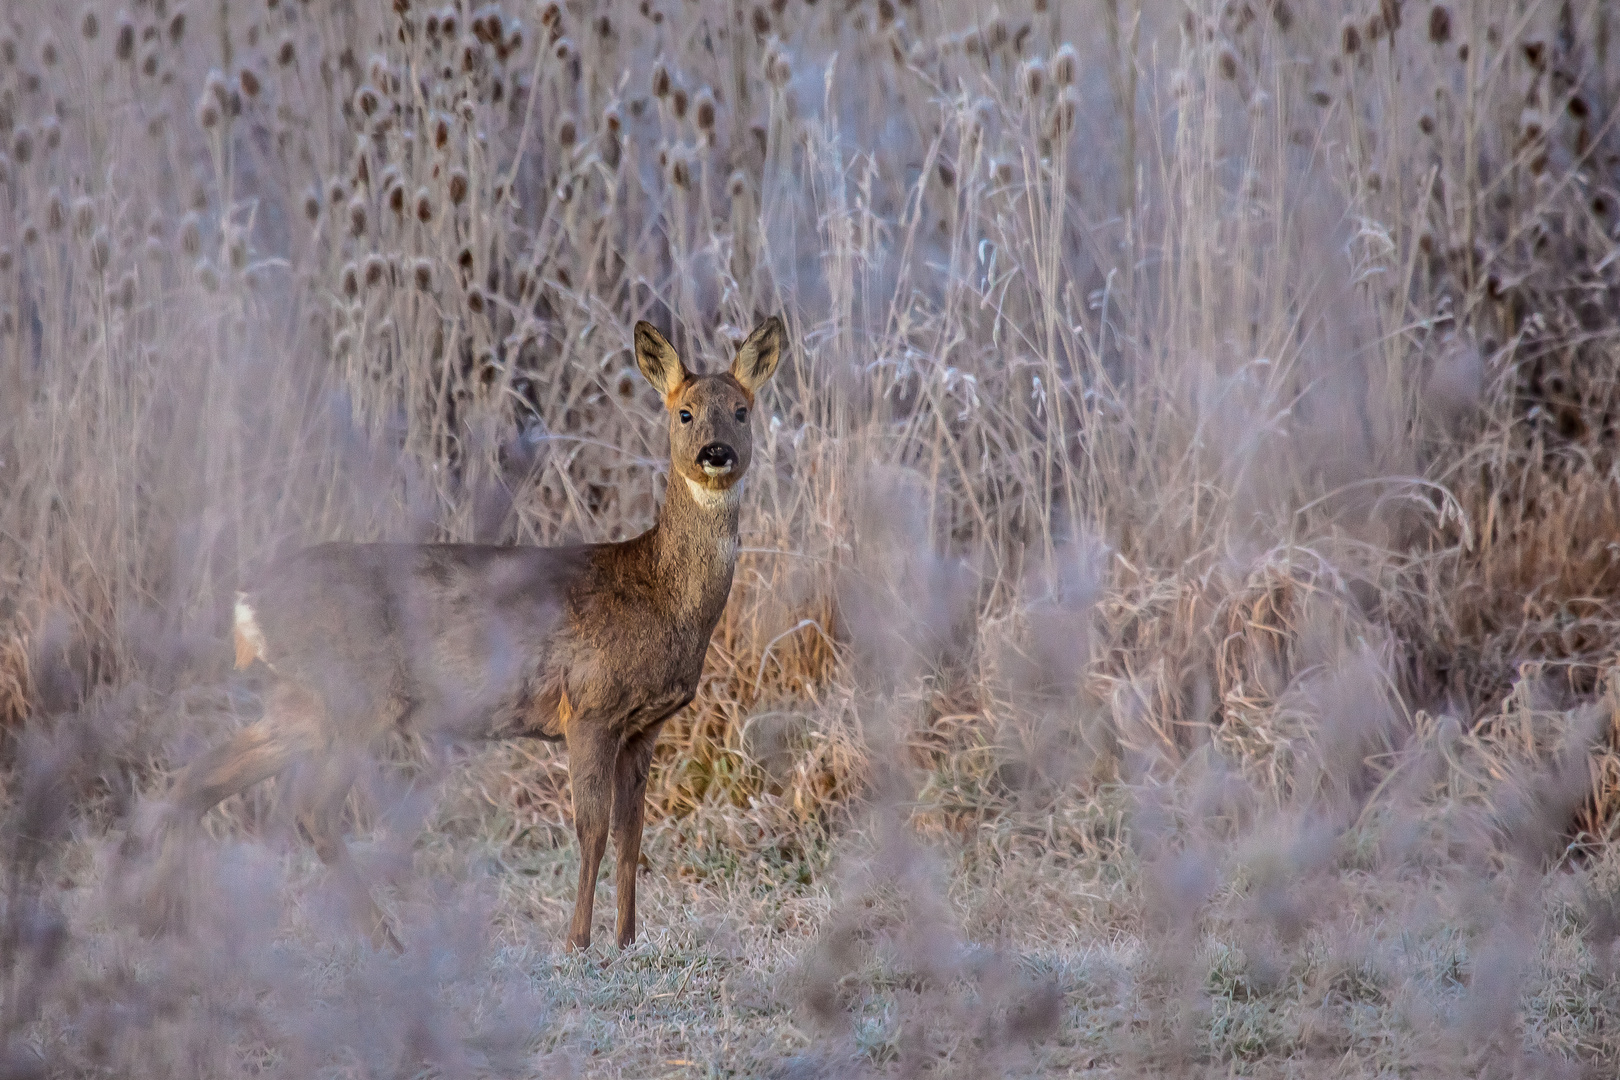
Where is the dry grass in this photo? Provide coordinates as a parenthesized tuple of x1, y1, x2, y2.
(3, 0, 1620, 1075)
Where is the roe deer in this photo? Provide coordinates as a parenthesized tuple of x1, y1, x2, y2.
(165, 317, 784, 952)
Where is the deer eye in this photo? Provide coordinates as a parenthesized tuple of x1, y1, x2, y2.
(734, 406, 748, 423)
(678, 409, 692, 424)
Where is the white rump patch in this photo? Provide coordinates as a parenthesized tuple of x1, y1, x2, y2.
(234, 594, 270, 668)
(684, 476, 741, 510)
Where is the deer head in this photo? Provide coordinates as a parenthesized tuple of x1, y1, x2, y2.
(634, 317, 784, 503)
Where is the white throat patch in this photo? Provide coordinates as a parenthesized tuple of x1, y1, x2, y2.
(684, 476, 741, 510)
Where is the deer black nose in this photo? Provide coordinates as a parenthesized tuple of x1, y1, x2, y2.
(696, 443, 737, 472)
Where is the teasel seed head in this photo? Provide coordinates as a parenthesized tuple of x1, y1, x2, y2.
(179, 212, 201, 256)
(1052, 44, 1078, 87)
(72, 197, 94, 237)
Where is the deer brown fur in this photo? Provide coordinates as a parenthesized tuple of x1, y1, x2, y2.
(166, 317, 785, 952)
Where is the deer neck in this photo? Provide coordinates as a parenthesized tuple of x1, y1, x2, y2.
(649, 473, 742, 615)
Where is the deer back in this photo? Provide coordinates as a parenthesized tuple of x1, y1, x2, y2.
(237, 542, 586, 743)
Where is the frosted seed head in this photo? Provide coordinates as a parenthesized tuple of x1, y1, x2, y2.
(972, 96, 995, 136)
(195, 92, 221, 129)
(1341, 18, 1361, 54)
(1021, 59, 1045, 99)
(179, 212, 201, 255)
(1052, 86, 1080, 135)
(45, 188, 66, 232)
(90, 228, 111, 272)
(985, 16, 1009, 51)
(764, 44, 791, 86)
(1428, 4, 1451, 43)
(81, 9, 100, 40)
(1052, 44, 1078, 87)
(72, 197, 94, 237)
(363, 253, 387, 287)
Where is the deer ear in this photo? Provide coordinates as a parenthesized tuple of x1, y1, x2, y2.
(731, 316, 784, 394)
(634, 321, 688, 400)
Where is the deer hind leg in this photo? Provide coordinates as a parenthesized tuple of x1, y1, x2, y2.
(611, 723, 663, 950)
(293, 753, 403, 953)
(564, 721, 616, 952)
(145, 683, 322, 937)
(170, 682, 324, 825)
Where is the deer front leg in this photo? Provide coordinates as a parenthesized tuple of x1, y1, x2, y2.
(565, 721, 615, 952)
(611, 723, 664, 950)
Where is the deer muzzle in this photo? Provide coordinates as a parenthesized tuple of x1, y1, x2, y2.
(696, 443, 737, 476)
